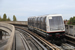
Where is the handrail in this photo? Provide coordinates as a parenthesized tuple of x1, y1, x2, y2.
(0, 22, 15, 50)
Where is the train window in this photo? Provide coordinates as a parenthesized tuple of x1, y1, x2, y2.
(38, 17, 39, 21)
(31, 18, 33, 26)
(35, 17, 37, 27)
(70, 26, 73, 29)
(42, 17, 43, 22)
(65, 25, 68, 29)
(42, 17, 46, 31)
(40, 17, 42, 23)
(39, 17, 41, 29)
(29, 18, 30, 25)
(28, 18, 30, 25)
(33, 18, 34, 26)
(28, 18, 29, 25)
(33, 18, 35, 27)
(42, 17, 44, 23)
(37, 17, 39, 23)
(44, 17, 46, 31)
(40, 17, 42, 29)
(30, 18, 32, 25)
(38, 17, 40, 28)
(32, 18, 33, 26)
(36, 17, 38, 28)
(37, 17, 39, 28)
(35, 18, 37, 27)
(39, 17, 40, 28)
(43, 17, 45, 23)
(36, 17, 37, 27)
(42, 17, 44, 30)
(49, 16, 64, 30)
(36, 18, 37, 22)
(32, 18, 34, 26)
(34, 18, 35, 27)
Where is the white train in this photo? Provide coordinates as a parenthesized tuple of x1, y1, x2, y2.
(28, 14, 65, 44)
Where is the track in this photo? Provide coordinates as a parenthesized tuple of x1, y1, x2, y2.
(15, 26, 60, 50)
(16, 28, 47, 50)
(15, 26, 75, 50)
(65, 35, 75, 46)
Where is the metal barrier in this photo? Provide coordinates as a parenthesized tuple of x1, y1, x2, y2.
(65, 25, 75, 37)
(0, 22, 15, 50)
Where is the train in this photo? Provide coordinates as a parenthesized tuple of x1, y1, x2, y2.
(28, 14, 65, 45)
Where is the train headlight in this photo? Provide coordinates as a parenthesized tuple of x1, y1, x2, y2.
(47, 34, 52, 36)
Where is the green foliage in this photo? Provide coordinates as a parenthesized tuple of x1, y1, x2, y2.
(68, 16, 75, 25)
(0, 16, 2, 21)
(0, 13, 17, 21)
(6, 17, 11, 21)
(13, 15, 17, 21)
(3, 14, 7, 21)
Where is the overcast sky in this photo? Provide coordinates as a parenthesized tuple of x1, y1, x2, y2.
(0, 0, 75, 21)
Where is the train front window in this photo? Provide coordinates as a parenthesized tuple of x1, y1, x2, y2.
(49, 16, 64, 30)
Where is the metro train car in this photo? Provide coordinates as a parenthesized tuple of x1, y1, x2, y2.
(28, 14, 65, 44)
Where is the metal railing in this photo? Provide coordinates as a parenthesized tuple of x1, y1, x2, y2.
(65, 25, 75, 38)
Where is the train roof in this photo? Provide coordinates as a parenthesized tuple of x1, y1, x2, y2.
(47, 14, 62, 17)
(28, 14, 62, 18)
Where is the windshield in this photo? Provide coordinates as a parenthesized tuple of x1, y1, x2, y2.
(49, 16, 64, 30)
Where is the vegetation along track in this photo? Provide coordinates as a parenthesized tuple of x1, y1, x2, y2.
(15, 26, 60, 50)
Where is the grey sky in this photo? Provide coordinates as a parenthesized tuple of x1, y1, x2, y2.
(0, 0, 75, 21)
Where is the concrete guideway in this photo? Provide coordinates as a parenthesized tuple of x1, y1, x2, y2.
(16, 28, 47, 50)
(16, 26, 59, 50)
(0, 22, 47, 50)
(0, 22, 75, 50)
(0, 21, 28, 26)
(0, 22, 31, 50)
(16, 26, 75, 50)
(15, 30, 25, 50)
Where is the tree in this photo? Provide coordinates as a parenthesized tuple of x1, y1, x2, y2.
(3, 14, 7, 21)
(7, 17, 11, 21)
(13, 15, 17, 21)
(68, 16, 75, 25)
(0, 16, 2, 21)
(72, 16, 75, 25)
